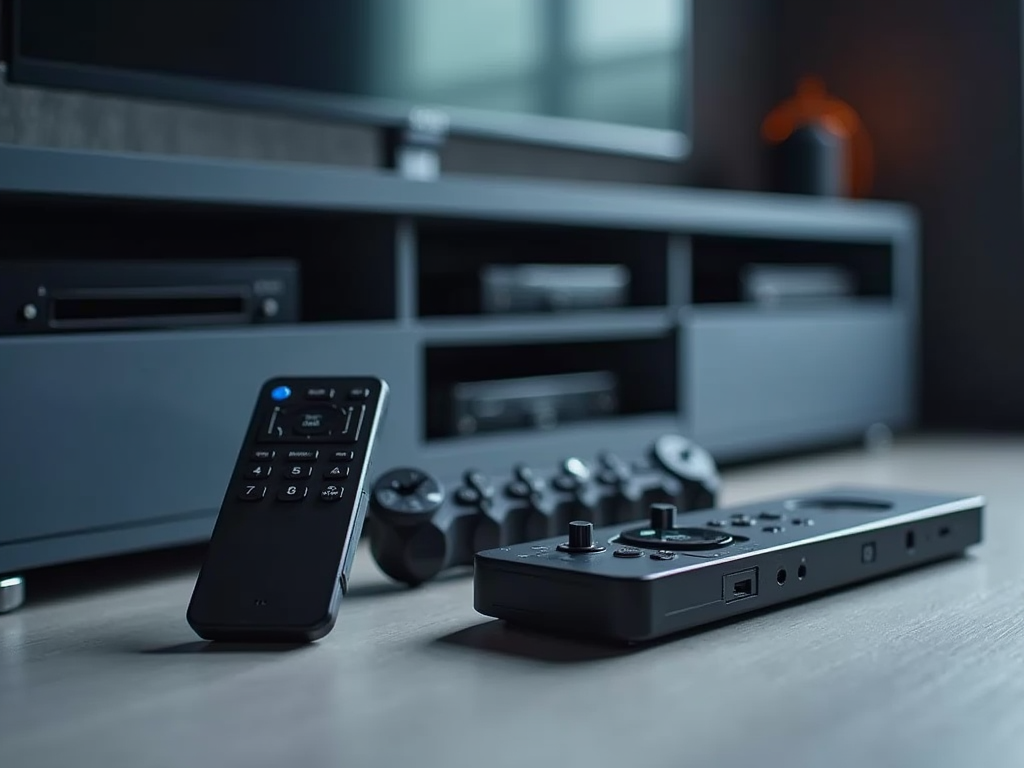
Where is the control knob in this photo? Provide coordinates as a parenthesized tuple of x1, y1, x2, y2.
(556, 520, 606, 554)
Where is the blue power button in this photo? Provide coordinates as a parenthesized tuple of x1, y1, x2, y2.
(270, 385, 292, 401)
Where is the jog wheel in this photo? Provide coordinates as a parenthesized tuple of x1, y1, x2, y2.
(616, 503, 734, 552)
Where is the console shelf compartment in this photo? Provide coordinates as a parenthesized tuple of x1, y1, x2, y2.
(690, 234, 894, 308)
(0, 142, 919, 578)
(415, 219, 667, 318)
(423, 334, 677, 441)
(0, 195, 399, 324)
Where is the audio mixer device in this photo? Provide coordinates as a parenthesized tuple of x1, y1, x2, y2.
(366, 434, 720, 586)
(186, 376, 389, 643)
(473, 488, 985, 644)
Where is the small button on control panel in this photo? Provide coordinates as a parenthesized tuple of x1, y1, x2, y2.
(304, 386, 335, 401)
(613, 547, 643, 559)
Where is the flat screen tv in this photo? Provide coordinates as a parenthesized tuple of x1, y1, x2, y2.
(3, 0, 692, 160)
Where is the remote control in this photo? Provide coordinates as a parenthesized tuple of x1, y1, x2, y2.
(474, 486, 984, 644)
(366, 434, 720, 586)
(186, 376, 389, 642)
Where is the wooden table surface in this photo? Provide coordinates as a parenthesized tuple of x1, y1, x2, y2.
(2, 434, 1022, 768)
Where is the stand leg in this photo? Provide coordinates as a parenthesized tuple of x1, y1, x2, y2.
(0, 576, 26, 614)
(864, 422, 894, 452)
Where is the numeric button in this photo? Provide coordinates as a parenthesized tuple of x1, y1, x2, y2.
(247, 464, 272, 479)
(238, 485, 267, 501)
(284, 464, 313, 479)
(277, 485, 308, 502)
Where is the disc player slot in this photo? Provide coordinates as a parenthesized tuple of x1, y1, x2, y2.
(48, 286, 252, 330)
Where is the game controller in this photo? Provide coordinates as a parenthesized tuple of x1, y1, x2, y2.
(473, 487, 985, 644)
(366, 433, 720, 586)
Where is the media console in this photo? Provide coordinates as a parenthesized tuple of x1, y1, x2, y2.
(0, 143, 919, 598)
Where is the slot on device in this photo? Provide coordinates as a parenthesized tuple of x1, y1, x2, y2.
(724, 568, 758, 603)
(49, 287, 253, 330)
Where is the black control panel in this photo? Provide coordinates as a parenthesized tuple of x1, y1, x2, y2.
(473, 487, 985, 644)
(186, 376, 389, 643)
(366, 434, 720, 586)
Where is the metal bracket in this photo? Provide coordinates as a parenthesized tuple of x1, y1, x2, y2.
(383, 107, 450, 181)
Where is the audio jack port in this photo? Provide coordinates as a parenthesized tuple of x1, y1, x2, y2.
(556, 520, 606, 553)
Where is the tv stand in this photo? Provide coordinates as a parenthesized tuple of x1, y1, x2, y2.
(382, 108, 450, 181)
(0, 142, 919, 601)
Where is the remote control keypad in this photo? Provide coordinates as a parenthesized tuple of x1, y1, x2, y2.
(238, 445, 356, 506)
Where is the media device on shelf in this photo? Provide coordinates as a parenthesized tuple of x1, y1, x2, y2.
(186, 377, 389, 643)
(473, 488, 985, 644)
(0, 260, 299, 335)
(366, 433, 720, 586)
(446, 371, 620, 437)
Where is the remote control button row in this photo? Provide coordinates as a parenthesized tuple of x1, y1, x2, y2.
(237, 483, 345, 503)
(269, 383, 373, 402)
(249, 448, 353, 462)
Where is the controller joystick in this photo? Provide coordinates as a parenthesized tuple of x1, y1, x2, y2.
(649, 503, 679, 531)
(366, 433, 722, 586)
(556, 521, 605, 553)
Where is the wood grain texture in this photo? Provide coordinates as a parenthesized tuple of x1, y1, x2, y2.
(1, 434, 1021, 768)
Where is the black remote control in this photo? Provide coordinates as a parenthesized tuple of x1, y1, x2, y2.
(186, 376, 389, 643)
(474, 487, 984, 644)
(366, 434, 720, 586)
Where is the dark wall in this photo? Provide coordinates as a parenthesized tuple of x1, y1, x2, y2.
(0, 0, 777, 190)
(773, 0, 1024, 429)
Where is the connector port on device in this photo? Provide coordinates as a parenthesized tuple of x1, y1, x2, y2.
(723, 568, 758, 603)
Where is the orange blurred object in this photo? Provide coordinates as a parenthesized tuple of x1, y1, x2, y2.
(761, 77, 874, 198)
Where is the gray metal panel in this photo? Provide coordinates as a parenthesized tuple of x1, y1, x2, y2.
(417, 309, 674, 345)
(0, 514, 216, 574)
(684, 303, 911, 455)
(0, 143, 917, 239)
(0, 324, 419, 551)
